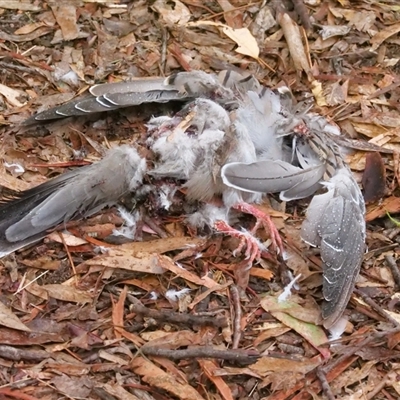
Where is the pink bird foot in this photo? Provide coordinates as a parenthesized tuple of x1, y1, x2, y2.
(233, 202, 284, 256)
(214, 220, 264, 264)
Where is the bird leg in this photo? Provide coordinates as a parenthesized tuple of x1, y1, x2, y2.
(214, 220, 263, 263)
(213, 203, 284, 292)
(214, 219, 263, 290)
(213, 202, 283, 264)
(233, 202, 284, 256)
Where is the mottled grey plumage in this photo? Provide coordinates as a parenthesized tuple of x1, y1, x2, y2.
(147, 96, 263, 210)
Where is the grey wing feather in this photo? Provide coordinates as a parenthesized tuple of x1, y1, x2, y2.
(320, 195, 365, 328)
(281, 181, 323, 201)
(24, 70, 237, 124)
(74, 97, 120, 113)
(23, 96, 110, 124)
(102, 90, 187, 106)
(221, 160, 325, 197)
(0, 146, 146, 257)
(0, 170, 79, 256)
(29, 98, 93, 121)
(74, 90, 188, 113)
(89, 77, 168, 96)
(300, 190, 331, 247)
(301, 168, 365, 328)
(29, 89, 189, 122)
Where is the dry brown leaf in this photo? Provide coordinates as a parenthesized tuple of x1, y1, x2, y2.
(366, 196, 400, 221)
(51, 375, 93, 399)
(0, 301, 31, 332)
(350, 122, 388, 138)
(41, 284, 92, 304)
(120, 236, 206, 253)
(47, 232, 88, 246)
(143, 330, 201, 348)
(251, 355, 322, 376)
(48, 362, 90, 376)
(24, 279, 50, 300)
(188, 281, 231, 309)
(186, 21, 259, 59)
(371, 21, 400, 51)
(249, 267, 273, 280)
(51, 4, 80, 41)
(0, 26, 53, 42)
(98, 382, 140, 400)
(131, 357, 205, 400)
(217, 0, 243, 28)
(117, 328, 145, 347)
(98, 349, 129, 366)
(20, 256, 61, 271)
(141, 330, 172, 342)
(324, 80, 348, 105)
(157, 255, 223, 289)
(199, 359, 234, 400)
(277, 13, 311, 74)
(253, 324, 291, 346)
(0, 84, 26, 107)
(0, 1, 41, 10)
(14, 22, 48, 35)
(0, 169, 32, 191)
(346, 151, 366, 171)
(153, 0, 191, 26)
(331, 360, 377, 394)
(319, 25, 351, 40)
(82, 249, 166, 274)
(222, 26, 259, 58)
(113, 285, 127, 340)
(213, 365, 262, 379)
(261, 296, 330, 358)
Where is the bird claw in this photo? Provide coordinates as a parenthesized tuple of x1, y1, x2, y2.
(242, 232, 262, 261)
(214, 220, 262, 263)
(234, 203, 284, 256)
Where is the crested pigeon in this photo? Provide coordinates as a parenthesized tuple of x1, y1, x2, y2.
(1, 69, 365, 328)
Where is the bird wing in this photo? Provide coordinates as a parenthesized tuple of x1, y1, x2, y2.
(0, 146, 146, 257)
(301, 167, 366, 328)
(25, 70, 242, 124)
